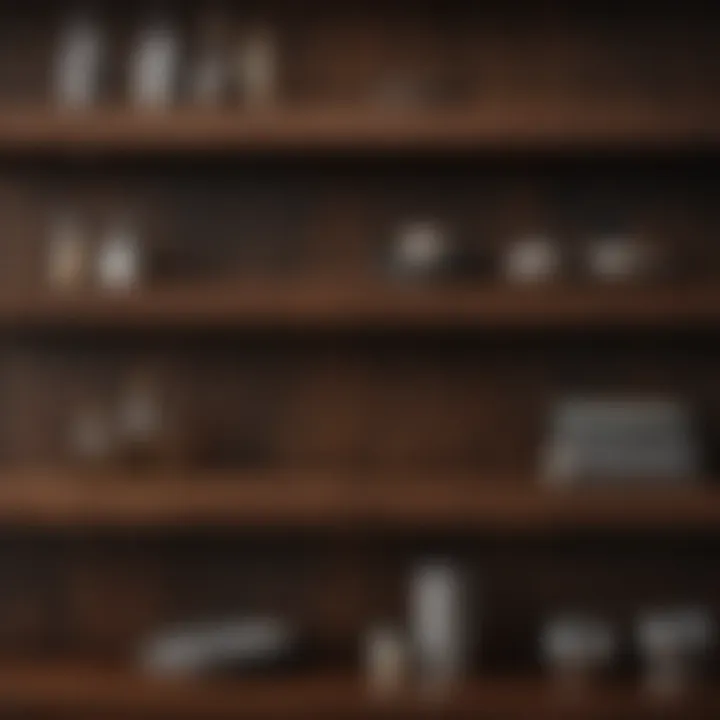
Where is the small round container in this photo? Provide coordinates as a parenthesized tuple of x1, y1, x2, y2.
(540, 615, 617, 691)
(502, 235, 562, 284)
(635, 607, 717, 698)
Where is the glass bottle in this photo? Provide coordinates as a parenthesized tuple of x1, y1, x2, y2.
(189, 9, 229, 107)
(46, 211, 89, 290)
(236, 24, 278, 108)
(53, 13, 104, 109)
(96, 216, 143, 291)
(128, 15, 181, 110)
(115, 370, 163, 468)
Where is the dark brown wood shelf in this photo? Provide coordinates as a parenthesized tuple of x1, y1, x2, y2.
(0, 470, 717, 530)
(0, 663, 715, 718)
(0, 104, 717, 155)
(0, 4, 717, 719)
(3, 284, 720, 330)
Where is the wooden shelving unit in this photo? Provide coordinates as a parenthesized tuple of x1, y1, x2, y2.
(0, 471, 716, 531)
(0, 3, 718, 718)
(0, 664, 714, 718)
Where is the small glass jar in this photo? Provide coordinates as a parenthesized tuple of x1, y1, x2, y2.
(363, 625, 407, 697)
(46, 212, 89, 290)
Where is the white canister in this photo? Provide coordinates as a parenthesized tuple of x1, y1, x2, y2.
(409, 560, 471, 691)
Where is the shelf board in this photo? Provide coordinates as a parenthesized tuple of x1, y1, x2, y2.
(3, 284, 720, 331)
(0, 470, 717, 531)
(0, 104, 717, 155)
(0, 664, 716, 718)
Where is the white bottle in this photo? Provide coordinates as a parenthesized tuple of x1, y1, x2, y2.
(97, 217, 142, 291)
(53, 14, 104, 109)
(129, 17, 181, 109)
(46, 212, 88, 290)
(409, 560, 471, 692)
(236, 25, 278, 108)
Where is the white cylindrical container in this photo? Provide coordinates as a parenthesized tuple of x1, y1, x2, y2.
(409, 560, 471, 692)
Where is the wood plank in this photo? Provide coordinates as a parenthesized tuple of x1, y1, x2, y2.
(0, 103, 717, 155)
(0, 469, 716, 530)
(2, 284, 720, 330)
(0, 663, 716, 718)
